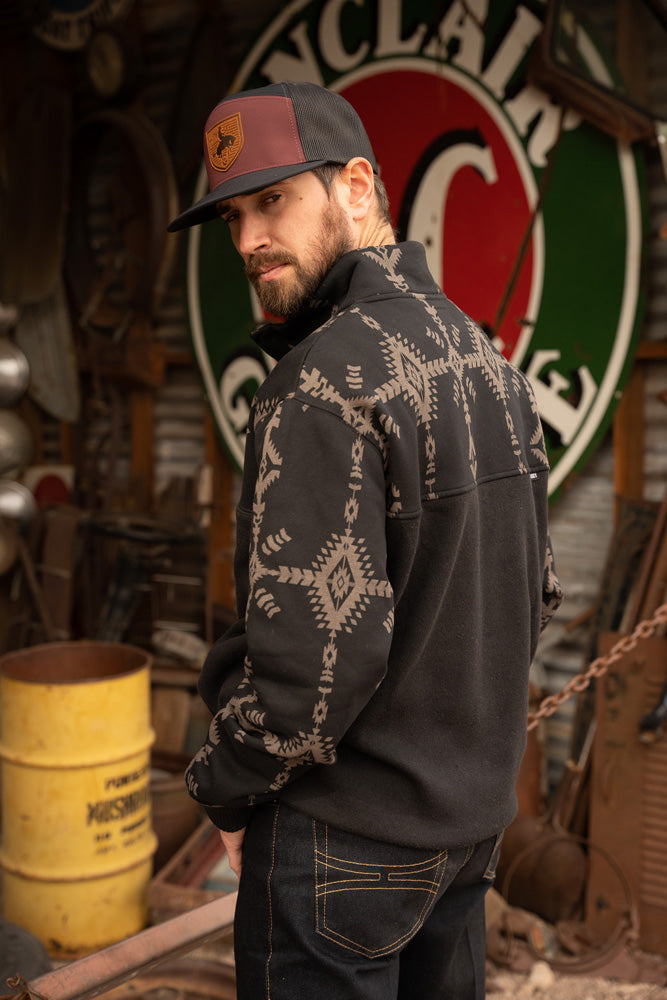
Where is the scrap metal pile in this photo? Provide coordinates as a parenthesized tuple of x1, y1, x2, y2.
(488, 490, 667, 987)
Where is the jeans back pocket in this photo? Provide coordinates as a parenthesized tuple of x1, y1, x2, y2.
(314, 821, 448, 958)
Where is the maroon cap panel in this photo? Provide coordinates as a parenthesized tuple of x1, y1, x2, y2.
(203, 95, 306, 196)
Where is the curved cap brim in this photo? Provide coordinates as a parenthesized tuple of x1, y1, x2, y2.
(167, 160, 328, 232)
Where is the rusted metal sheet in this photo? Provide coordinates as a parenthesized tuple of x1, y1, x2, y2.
(25, 894, 237, 1000)
(587, 634, 667, 956)
(94, 958, 236, 1000)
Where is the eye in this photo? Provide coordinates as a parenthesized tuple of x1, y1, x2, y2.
(262, 191, 282, 209)
(216, 203, 237, 224)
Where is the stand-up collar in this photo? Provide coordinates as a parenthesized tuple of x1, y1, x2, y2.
(250, 241, 440, 361)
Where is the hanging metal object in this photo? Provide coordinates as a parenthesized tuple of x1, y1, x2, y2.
(0, 340, 30, 408)
(0, 480, 37, 531)
(0, 411, 33, 478)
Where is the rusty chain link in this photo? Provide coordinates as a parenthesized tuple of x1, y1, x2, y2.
(0, 977, 48, 1000)
(526, 601, 667, 732)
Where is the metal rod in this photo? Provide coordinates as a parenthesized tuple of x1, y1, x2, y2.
(28, 893, 238, 1000)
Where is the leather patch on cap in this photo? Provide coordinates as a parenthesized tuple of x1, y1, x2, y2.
(206, 113, 244, 173)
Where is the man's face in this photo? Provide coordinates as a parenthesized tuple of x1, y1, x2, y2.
(217, 171, 354, 319)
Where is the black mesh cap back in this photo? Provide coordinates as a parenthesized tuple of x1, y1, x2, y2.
(167, 81, 379, 231)
(285, 82, 378, 171)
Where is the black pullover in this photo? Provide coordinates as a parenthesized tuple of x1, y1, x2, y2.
(186, 242, 562, 847)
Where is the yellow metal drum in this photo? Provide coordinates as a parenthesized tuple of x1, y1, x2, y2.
(0, 641, 157, 955)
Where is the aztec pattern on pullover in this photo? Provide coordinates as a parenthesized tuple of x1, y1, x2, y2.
(185, 242, 562, 847)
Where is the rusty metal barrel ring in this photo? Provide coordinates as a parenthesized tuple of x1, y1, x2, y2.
(498, 830, 638, 975)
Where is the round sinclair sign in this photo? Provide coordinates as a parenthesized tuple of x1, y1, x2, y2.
(186, 0, 645, 498)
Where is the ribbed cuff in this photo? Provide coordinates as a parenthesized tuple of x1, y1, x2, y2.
(204, 803, 250, 832)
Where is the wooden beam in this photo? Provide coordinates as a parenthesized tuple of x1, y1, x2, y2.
(636, 340, 667, 361)
(130, 389, 155, 511)
(616, 0, 649, 106)
(612, 0, 650, 518)
(613, 363, 645, 514)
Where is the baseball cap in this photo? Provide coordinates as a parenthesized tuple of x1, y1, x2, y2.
(167, 81, 378, 232)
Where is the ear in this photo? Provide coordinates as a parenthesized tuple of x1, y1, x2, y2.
(341, 157, 375, 222)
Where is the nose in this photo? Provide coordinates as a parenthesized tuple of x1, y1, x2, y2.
(236, 212, 271, 259)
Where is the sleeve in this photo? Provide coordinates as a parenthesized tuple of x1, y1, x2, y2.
(540, 535, 563, 632)
(185, 398, 395, 828)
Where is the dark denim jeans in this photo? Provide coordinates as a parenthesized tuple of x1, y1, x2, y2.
(233, 802, 502, 1000)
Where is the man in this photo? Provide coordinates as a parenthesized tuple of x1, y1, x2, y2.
(168, 81, 562, 1000)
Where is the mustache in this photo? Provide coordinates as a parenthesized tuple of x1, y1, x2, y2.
(245, 252, 299, 281)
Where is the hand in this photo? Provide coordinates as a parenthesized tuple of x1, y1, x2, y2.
(220, 826, 246, 879)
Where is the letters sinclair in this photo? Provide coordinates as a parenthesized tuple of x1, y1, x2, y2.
(258, 1, 564, 170)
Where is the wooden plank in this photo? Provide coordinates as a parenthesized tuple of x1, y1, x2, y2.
(151, 685, 192, 753)
(636, 341, 667, 361)
(17, 395, 43, 465)
(613, 363, 645, 511)
(38, 504, 81, 640)
(131, 388, 155, 510)
(616, 0, 650, 107)
(628, 488, 667, 625)
(60, 420, 76, 466)
(612, 0, 650, 515)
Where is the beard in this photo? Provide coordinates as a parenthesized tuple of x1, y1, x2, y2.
(245, 199, 354, 320)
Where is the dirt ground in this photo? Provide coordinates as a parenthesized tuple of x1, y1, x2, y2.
(486, 962, 667, 999)
(483, 889, 667, 999)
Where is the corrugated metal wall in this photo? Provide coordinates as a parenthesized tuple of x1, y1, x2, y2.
(644, 4, 667, 504)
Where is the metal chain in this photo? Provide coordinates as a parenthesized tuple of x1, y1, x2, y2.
(526, 601, 667, 732)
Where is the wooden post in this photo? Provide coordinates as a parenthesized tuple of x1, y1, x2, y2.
(616, 0, 649, 107)
(613, 363, 645, 511)
(130, 389, 155, 511)
(612, 0, 649, 519)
